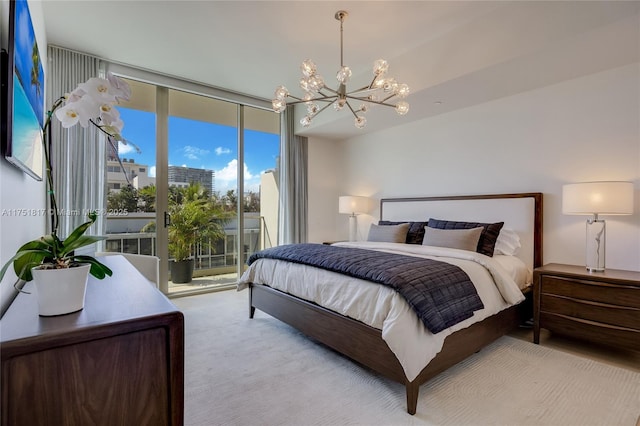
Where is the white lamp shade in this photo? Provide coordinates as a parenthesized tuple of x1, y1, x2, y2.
(562, 181, 634, 215)
(339, 196, 371, 215)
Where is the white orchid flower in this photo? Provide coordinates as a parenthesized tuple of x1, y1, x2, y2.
(99, 103, 121, 126)
(54, 103, 81, 128)
(77, 77, 117, 104)
(102, 117, 124, 135)
(107, 72, 132, 102)
(66, 87, 86, 103)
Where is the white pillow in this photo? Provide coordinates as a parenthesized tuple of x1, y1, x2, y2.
(494, 228, 521, 256)
(367, 223, 410, 243)
(422, 226, 483, 252)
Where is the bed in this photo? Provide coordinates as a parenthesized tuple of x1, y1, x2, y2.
(238, 193, 543, 415)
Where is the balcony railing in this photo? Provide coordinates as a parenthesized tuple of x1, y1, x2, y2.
(103, 215, 270, 279)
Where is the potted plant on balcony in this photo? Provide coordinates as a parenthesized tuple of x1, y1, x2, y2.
(0, 73, 135, 316)
(167, 184, 228, 284)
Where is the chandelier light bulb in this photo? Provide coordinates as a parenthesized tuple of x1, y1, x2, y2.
(337, 66, 352, 83)
(397, 83, 410, 98)
(373, 59, 389, 76)
(272, 10, 408, 129)
(307, 103, 319, 115)
(355, 116, 366, 128)
(272, 99, 287, 113)
(309, 75, 325, 92)
(301, 60, 317, 78)
(300, 116, 312, 127)
(396, 101, 409, 115)
(383, 78, 397, 93)
(300, 78, 311, 92)
(274, 85, 289, 101)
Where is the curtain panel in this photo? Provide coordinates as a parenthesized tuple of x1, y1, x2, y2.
(278, 106, 308, 245)
(46, 46, 107, 240)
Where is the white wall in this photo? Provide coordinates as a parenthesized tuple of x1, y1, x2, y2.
(307, 138, 344, 244)
(308, 63, 640, 272)
(0, 0, 47, 313)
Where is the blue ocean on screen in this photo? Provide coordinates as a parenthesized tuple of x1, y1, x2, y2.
(11, 72, 43, 179)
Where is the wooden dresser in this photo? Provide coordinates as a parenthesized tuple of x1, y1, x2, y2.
(0, 255, 184, 426)
(533, 263, 640, 352)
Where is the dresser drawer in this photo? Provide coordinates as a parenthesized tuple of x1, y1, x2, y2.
(541, 294, 640, 330)
(540, 276, 640, 309)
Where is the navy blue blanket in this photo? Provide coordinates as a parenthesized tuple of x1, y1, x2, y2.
(247, 243, 484, 333)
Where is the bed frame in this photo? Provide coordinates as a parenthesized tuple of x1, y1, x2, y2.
(248, 192, 543, 415)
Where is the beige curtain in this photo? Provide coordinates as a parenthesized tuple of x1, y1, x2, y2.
(46, 46, 107, 240)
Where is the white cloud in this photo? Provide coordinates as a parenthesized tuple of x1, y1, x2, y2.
(118, 142, 137, 155)
(183, 145, 210, 160)
(215, 159, 257, 193)
(215, 147, 231, 156)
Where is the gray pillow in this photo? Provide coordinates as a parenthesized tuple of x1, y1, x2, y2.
(367, 223, 410, 243)
(427, 219, 504, 257)
(422, 226, 484, 252)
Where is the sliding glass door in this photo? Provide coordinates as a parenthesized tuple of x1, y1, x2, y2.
(103, 76, 279, 296)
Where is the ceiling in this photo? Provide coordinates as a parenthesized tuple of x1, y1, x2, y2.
(42, 1, 640, 139)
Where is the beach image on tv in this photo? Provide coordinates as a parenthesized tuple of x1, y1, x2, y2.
(10, 0, 45, 179)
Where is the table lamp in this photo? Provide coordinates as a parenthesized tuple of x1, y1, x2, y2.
(339, 196, 371, 242)
(562, 181, 634, 272)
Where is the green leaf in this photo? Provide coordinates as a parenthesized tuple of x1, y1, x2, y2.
(63, 214, 98, 248)
(2, 248, 51, 281)
(61, 235, 107, 256)
(73, 255, 113, 280)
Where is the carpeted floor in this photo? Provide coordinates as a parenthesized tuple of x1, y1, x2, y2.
(172, 289, 640, 426)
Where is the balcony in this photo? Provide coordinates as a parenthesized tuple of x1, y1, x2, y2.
(103, 216, 267, 294)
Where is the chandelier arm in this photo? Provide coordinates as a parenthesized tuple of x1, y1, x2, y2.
(315, 101, 337, 116)
(368, 75, 381, 90)
(286, 94, 307, 102)
(345, 101, 360, 119)
(312, 97, 339, 104)
(320, 86, 339, 95)
(346, 85, 374, 95)
(345, 95, 398, 108)
(380, 93, 399, 103)
(286, 96, 337, 106)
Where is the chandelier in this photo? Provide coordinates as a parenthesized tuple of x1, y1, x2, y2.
(271, 10, 410, 129)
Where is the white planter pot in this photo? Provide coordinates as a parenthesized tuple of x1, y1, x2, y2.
(31, 264, 91, 316)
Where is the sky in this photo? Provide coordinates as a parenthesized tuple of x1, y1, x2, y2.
(117, 107, 279, 194)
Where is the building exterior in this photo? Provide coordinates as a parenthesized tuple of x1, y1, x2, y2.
(168, 165, 214, 193)
(107, 158, 155, 191)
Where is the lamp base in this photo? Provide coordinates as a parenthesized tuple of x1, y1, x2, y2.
(348, 215, 357, 242)
(585, 217, 606, 272)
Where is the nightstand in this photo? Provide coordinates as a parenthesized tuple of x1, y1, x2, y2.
(533, 263, 640, 352)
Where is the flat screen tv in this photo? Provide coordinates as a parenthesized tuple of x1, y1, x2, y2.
(2, 0, 45, 181)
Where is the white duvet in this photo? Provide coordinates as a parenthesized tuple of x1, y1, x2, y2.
(237, 241, 525, 382)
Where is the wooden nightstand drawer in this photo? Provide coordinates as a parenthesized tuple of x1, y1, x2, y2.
(540, 275, 640, 309)
(540, 312, 640, 352)
(540, 294, 640, 330)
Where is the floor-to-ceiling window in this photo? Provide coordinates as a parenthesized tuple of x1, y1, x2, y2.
(101, 70, 280, 296)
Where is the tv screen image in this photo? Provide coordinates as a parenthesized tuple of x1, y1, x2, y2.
(3, 0, 45, 181)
